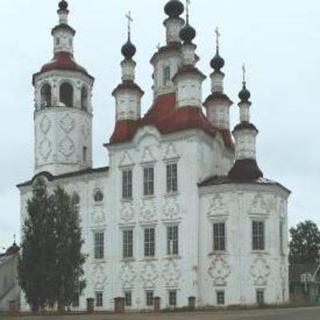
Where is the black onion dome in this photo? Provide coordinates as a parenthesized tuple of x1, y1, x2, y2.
(164, 0, 184, 18)
(121, 40, 136, 59)
(179, 24, 196, 43)
(228, 159, 263, 182)
(210, 53, 225, 71)
(239, 83, 251, 102)
(58, 0, 68, 11)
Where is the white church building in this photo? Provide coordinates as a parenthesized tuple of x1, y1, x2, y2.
(18, 0, 291, 311)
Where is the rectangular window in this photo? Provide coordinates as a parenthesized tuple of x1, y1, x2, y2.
(123, 229, 133, 258)
(163, 66, 171, 86)
(143, 167, 154, 196)
(167, 226, 179, 255)
(146, 290, 154, 306)
(166, 163, 178, 193)
(169, 290, 177, 307)
(82, 146, 87, 162)
(256, 289, 264, 304)
(95, 291, 103, 307)
(279, 221, 284, 255)
(252, 221, 265, 251)
(213, 223, 226, 252)
(144, 228, 155, 257)
(216, 291, 225, 305)
(122, 169, 132, 199)
(72, 294, 79, 308)
(94, 232, 104, 259)
(125, 291, 132, 307)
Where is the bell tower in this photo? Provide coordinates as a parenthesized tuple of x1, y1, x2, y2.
(33, 0, 94, 176)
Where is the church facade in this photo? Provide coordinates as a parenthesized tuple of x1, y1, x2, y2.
(18, 0, 290, 311)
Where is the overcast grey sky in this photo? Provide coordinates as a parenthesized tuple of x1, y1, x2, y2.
(0, 0, 319, 249)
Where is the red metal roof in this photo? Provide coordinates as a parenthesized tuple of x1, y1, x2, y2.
(108, 93, 234, 149)
(33, 52, 94, 84)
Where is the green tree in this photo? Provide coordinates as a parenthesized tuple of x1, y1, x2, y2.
(18, 177, 54, 311)
(289, 220, 320, 264)
(50, 186, 86, 311)
(18, 177, 86, 312)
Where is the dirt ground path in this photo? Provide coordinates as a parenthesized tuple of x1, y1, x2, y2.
(1, 306, 320, 320)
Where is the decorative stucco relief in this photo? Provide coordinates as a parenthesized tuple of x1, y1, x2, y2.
(60, 113, 75, 133)
(207, 193, 229, 217)
(119, 151, 134, 167)
(141, 147, 156, 163)
(163, 143, 179, 160)
(250, 256, 271, 286)
(279, 199, 287, 217)
(140, 262, 158, 288)
(162, 259, 182, 287)
(40, 115, 51, 134)
(163, 197, 181, 220)
(92, 263, 107, 291)
(39, 138, 52, 160)
(59, 136, 75, 157)
(81, 120, 90, 139)
(140, 199, 157, 222)
(120, 262, 137, 288)
(249, 194, 270, 215)
(208, 255, 231, 286)
(92, 206, 105, 224)
(120, 202, 135, 223)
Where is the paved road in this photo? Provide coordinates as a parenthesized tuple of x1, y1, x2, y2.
(1, 307, 320, 320)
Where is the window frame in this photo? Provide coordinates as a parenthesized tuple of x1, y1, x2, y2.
(146, 290, 154, 307)
(124, 291, 132, 307)
(256, 289, 265, 304)
(122, 229, 134, 259)
(216, 290, 225, 305)
(94, 231, 105, 260)
(213, 222, 226, 252)
(95, 291, 104, 307)
(122, 168, 133, 199)
(169, 290, 177, 307)
(167, 225, 179, 256)
(144, 227, 156, 257)
(252, 220, 265, 251)
(143, 166, 154, 196)
(163, 65, 171, 86)
(166, 162, 178, 194)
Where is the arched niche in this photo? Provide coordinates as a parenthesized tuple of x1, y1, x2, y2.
(40, 83, 52, 108)
(59, 82, 74, 107)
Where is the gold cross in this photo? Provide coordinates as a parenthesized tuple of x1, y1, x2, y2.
(125, 11, 133, 37)
(215, 26, 221, 50)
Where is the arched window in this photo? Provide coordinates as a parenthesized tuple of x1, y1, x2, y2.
(60, 82, 74, 107)
(72, 192, 80, 205)
(81, 86, 88, 111)
(40, 84, 52, 108)
(94, 188, 104, 202)
(163, 66, 171, 86)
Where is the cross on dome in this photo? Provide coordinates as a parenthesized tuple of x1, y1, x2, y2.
(215, 27, 221, 51)
(126, 11, 133, 39)
(242, 63, 246, 84)
(186, 0, 191, 22)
